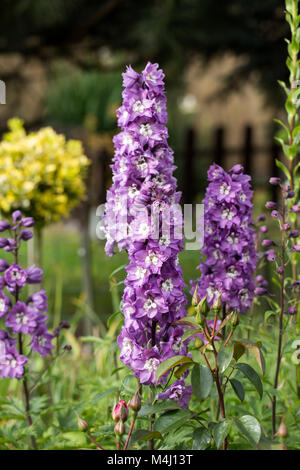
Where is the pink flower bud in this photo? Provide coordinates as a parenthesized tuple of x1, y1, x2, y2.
(277, 420, 288, 437)
(112, 400, 128, 422)
(77, 416, 89, 432)
(114, 420, 125, 436)
(129, 393, 141, 412)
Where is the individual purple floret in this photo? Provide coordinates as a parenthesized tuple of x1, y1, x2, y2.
(0, 210, 54, 380)
(191, 163, 257, 313)
(104, 62, 190, 406)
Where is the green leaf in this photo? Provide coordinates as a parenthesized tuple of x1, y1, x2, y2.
(129, 429, 163, 446)
(172, 317, 200, 328)
(218, 348, 233, 374)
(233, 342, 245, 362)
(233, 340, 265, 375)
(276, 159, 291, 179)
(91, 387, 118, 404)
(62, 431, 87, 447)
(174, 362, 194, 379)
(107, 310, 122, 328)
(191, 364, 213, 400)
(235, 363, 263, 399)
(234, 415, 261, 448)
(229, 379, 245, 402)
(192, 428, 211, 450)
(213, 421, 231, 449)
(109, 264, 126, 278)
(153, 410, 191, 434)
(155, 355, 194, 381)
(138, 400, 181, 417)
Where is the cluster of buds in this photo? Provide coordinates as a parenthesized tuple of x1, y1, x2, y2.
(263, 177, 300, 314)
(112, 399, 128, 436)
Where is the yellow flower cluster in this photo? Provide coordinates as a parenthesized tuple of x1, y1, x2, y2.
(0, 118, 90, 227)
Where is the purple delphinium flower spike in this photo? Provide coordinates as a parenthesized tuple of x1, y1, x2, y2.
(103, 62, 190, 406)
(191, 163, 257, 313)
(0, 211, 54, 380)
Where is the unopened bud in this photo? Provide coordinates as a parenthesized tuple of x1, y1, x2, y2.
(197, 296, 210, 316)
(114, 420, 125, 436)
(192, 285, 199, 306)
(129, 393, 141, 413)
(230, 311, 239, 329)
(277, 420, 288, 438)
(212, 293, 222, 310)
(112, 400, 128, 422)
(77, 416, 89, 432)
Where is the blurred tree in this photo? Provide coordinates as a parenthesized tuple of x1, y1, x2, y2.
(0, 0, 287, 104)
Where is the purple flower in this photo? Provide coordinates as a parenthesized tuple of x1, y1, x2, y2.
(18, 229, 33, 241)
(21, 217, 35, 227)
(26, 265, 43, 284)
(12, 210, 23, 224)
(289, 230, 300, 238)
(104, 63, 189, 402)
(262, 239, 277, 247)
(4, 264, 27, 288)
(157, 379, 193, 409)
(269, 177, 281, 185)
(27, 289, 48, 312)
(31, 329, 54, 357)
(0, 259, 9, 272)
(271, 210, 280, 219)
(0, 345, 28, 379)
(6, 302, 37, 335)
(0, 238, 8, 248)
(0, 221, 11, 232)
(291, 205, 300, 213)
(265, 201, 277, 210)
(0, 291, 10, 318)
(292, 244, 300, 252)
(191, 163, 257, 313)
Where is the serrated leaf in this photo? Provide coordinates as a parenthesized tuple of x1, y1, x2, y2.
(229, 378, 245, 402)
(191, 364, 213, 400)
(213, 421, 231, 449)
(192, 428, 211, 450)
(234, 415, 261, 448)
(235, 363, 263, 399)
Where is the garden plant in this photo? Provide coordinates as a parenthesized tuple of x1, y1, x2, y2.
(0, 0, 299, 452)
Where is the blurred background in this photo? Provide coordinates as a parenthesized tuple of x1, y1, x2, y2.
(0, 0, 289, 330)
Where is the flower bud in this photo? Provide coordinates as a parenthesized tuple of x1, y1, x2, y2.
(197, 296, 210, 316)
(271, 210, 280, 219)
(254, 287, 267, 296)
(0, 221, 11, 232)
(277, 420, 288, 438)
(281, 223, 290, 232)
(286, 306, 297, 316)
(286, 190, 295, 199)
(269, 177, 281, 185)
(291, 205, 300, 213)
(212, 293, 222, 310)
(129, 393, 141, 412)
(230, 310, 239, 329)
(289, 230, 300, 238)
(276, 266, 284, 275)
(191, 284, 198, 306)
(114, 420, 125, 436)
(265, 201, 277, 210)
(256, 214, 266, 223)
(77, 416, 89, 432)
(262, 239, 276, 247)
(292, 244, 300, 252)
(112, 400, 128, 422)
(260, 225, 268, 233)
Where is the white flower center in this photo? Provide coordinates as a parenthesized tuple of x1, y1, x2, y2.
(220, 183, 230, 196)
(172, 340, 181, 353)
(146, 72, 157, 83)
(140, 124, 153, 137)
(227, 267, 238, 278)
(227, 234, 238, 244)
(222, 209, 234, 220)
(144, 358, 159, 372)
(122, 133, 133, 146)
(159, 235, 170, 247)
(11, 270, 21, 281)
(152, 175, 165, 187)
(144, 299, 157, 311)
(135, 267, 147, 279)
(133, 100, 145, 113)
(135, 157, 148, 171)
(0, 299, 5, 311)
(155, 101, 162, 113)
(16, 312, 28, 324)
(162, 279, 173, 292)
(239, 192, 246, 202)
(123, 338, 133, 353)
(146, 252, 159, 266)
(240, 289, 249, 302)
(128, 184, 139, 198)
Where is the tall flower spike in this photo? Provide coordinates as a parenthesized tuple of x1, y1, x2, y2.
(191, 163, 257, 313)
(103, 63, 190, 408)
(0, 211, 54, 379)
